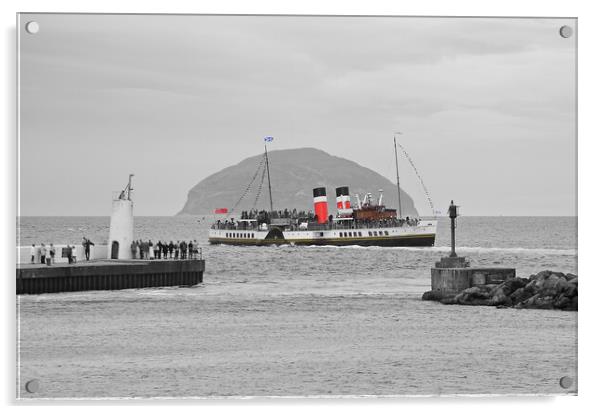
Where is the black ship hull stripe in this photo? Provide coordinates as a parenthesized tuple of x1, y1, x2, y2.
(208, 234, 436, 247)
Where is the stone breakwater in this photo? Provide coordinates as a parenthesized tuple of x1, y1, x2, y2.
(423, 270, 578, 311)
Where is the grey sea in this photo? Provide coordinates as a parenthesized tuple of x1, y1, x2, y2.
(16, 216, 578, 398)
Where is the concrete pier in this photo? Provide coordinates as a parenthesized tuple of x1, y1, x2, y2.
(425, 266, 516, 300)
(16, 259, 204, 295)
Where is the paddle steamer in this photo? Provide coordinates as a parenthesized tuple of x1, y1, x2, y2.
(208, 137, 437, 247)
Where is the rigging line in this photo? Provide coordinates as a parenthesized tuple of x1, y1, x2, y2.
(386, 153, 396, 191)
(397, 143, 435, 216)
(229, 155, 266, 214)
(252, 161, 268, 210)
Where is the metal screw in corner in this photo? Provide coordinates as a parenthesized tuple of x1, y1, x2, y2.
(559, 376, 573, 389)
(25, 21, 40, 35)
(25, 379, 40, 393)
(559, 25, 573, 39)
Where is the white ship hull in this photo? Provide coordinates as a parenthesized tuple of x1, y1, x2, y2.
(209, 220, 437, 247)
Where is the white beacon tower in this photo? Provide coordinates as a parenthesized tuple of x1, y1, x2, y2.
(108, 174, 134, 259)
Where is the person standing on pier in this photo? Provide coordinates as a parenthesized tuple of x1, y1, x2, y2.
(156, 241, 162, 259)
(193, 240, 200, 259)
(178, 241, 183, 259)
(148, 240, 154, 259)
(131, 240, 137, 259)
(174, 241, 180, 260)
(30, 244, 36, 264)
(188, 241, 193, 259)
(40, 243, 47, 264)
(162, 241, 168, 259)
(168, 241, 174, 259)
(153, 241, 159, 260)
(83, 238, 95, 261)
(71, 245, 77, 263)
(65, 245, 72, 264)
(49, 243, 56, 264)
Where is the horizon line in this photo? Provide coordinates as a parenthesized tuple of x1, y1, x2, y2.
(16, 214, 578, 218)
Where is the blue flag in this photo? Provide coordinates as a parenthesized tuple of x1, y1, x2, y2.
(264, 136, 274, 142)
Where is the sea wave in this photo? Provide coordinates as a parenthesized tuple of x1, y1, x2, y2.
(299, 244, 577, 256)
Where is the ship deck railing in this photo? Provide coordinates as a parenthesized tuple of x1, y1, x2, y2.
(211, 219, 428, 231)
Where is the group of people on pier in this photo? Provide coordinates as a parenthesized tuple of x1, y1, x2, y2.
(30, 243, 56, 265)
(130, 239, 201, 260)
(29, 237, 95, 265)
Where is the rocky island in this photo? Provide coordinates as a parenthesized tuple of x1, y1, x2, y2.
(178, 147, 419, 216)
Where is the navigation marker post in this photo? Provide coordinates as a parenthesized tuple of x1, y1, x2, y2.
(448, 200, 458, 258)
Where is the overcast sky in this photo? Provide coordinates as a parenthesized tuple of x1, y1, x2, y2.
(19, 14, 576, 216)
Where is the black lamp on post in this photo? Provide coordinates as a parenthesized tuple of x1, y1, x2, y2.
(448, 200, 459, 258)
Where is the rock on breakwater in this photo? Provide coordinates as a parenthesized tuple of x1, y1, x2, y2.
(423, 270, 577, 311)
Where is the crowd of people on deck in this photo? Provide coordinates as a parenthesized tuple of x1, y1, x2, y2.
(212, 212, 421, 230)
(130, 240, 201, 260)
(240, 208, 315, 221)
(354, 216, 420, 228)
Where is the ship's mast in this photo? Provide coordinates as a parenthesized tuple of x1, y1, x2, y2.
(394, 135, 403, 218)
(264, 143, 274, 214)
